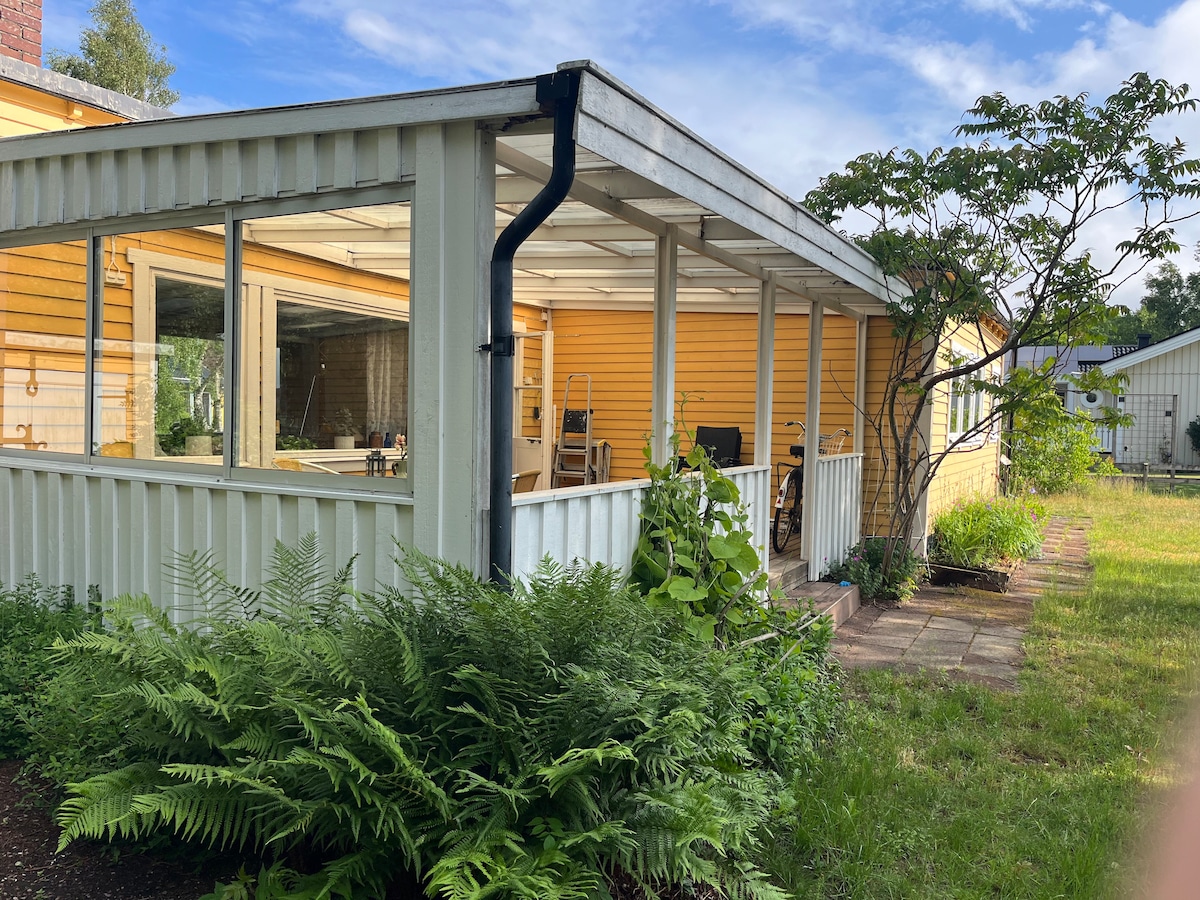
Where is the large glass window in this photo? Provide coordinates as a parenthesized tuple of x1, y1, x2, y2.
(94, 227, 227, 463)
(0, 240, 89, 455)
(238, 202, 411, 479)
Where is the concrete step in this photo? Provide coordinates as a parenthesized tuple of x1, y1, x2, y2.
(769, 553, 809, 594)
(778, 579, 861, 629)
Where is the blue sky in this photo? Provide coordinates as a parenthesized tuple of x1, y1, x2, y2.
(41, 0, 1200, 304)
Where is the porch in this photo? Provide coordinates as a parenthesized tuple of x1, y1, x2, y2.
(0, 62, 892, 604)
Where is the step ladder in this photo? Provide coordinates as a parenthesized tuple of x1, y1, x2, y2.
(552, 374, 595, 488)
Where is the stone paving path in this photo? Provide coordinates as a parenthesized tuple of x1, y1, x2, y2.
(832, 516, 1090, 690)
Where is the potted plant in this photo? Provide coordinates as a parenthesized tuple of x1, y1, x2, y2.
(332, 408, 356, 450)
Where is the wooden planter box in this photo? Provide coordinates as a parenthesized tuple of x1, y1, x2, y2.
(927, 560, 1020, 593)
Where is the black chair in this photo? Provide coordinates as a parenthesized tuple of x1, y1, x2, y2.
(690, 426, 743, 468)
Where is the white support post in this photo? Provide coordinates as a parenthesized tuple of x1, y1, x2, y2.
(854, 315, 868, 454)
(410, 122, 494, 571)
(754, 272, 777, 467)
(651, 223, 679, 465)
(801, 301, 824, 568)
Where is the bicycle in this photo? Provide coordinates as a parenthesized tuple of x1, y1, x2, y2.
(771, 422, 850, 554)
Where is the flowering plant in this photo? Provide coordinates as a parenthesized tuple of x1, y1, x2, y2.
(828, 537, 923, 605)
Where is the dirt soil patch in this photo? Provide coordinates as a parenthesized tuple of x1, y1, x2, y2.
(0, 759, 716, 899)
(0, 760, 229, 900)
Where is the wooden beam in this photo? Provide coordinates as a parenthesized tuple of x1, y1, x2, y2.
(755, 273, 778, 468)
(801, 301, 824, 567)
(651, 224, 679, 465)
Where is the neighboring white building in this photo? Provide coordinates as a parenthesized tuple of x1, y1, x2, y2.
(1097, 326, 1200, 470)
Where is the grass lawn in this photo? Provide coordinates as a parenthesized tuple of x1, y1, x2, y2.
(773, 483, 1200, 899)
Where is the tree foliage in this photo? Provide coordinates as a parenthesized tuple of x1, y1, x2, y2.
(804, 73, 1200, 569)
(1102, 255, 1200, 344)
(46, 0, 179, 108)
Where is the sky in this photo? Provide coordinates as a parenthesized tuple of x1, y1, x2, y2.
(40, 0, 1200, 307)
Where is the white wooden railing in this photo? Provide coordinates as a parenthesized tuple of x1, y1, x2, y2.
(0, 458, 414, 620)
(808, 452, 863, 578)
(510, 465, 770, 585)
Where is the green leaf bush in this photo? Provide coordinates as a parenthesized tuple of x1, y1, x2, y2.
(1009, 412, 1118, 496)
(630, 431, 771, 645)
(0, 576, 99, 760)
(31, 538, 838, 899)
(930, 496, 1046, 569)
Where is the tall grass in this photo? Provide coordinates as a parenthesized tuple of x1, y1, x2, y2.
(774, 483, 1200, 898)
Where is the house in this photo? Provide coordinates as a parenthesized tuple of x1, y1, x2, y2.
(0, 24, 1004, 606)
(1096, 326, 1200, 469)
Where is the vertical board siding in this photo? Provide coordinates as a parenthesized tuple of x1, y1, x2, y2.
(510, 465, 770, 585)
(550, 308, 859, 483)
(0, 126, 411, 232)
(809, 453, 863, 578)
(1119, 341, 1200, 468)
(0, 462, 415, 613)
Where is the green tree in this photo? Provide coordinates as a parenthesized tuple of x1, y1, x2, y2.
(1104, 257, 1200, 343)
(46, 0, 179, 107)
(804, 74, 1200, 574)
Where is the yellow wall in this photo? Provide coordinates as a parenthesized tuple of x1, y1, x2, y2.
(925, 318, 1004, 519)
(858, 315, 1005, 538)
(0, 79, 126, 137)
(2, 227, 411, 456)
(548, 308, 859, 482)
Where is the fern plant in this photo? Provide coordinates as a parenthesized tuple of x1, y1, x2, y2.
(36, 540, 836, 899)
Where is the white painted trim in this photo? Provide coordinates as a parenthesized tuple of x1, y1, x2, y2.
(651, 224, 678, 465)
(126, 246, 410, 320)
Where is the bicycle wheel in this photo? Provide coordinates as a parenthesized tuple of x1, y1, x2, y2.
(771, 473, 800, 554)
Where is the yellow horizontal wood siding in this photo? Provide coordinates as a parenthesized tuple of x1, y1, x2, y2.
(925, 320, 1004, 519)
(0, 240, 89, 452)
(0, 84, 126, 138)
(549, 308, 860, 482)
(3, 227, 412, 454)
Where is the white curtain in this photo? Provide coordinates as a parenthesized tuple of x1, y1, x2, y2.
(365, 327, 408, 434)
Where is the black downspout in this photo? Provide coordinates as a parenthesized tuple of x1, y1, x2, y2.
(488, 69, 580, 585)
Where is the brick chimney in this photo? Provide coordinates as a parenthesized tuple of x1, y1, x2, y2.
(0, 0, 41, 66)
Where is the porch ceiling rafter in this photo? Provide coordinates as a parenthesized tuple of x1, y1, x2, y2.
(495, 141, 867, 319)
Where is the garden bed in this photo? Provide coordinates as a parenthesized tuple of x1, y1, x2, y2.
(927, 559, 1021, 593)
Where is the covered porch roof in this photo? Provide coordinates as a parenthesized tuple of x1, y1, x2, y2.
(0, 60, 892, 582)
(0, 61, 892, 316)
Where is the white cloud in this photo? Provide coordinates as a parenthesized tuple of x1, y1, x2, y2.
(288, 0, 663, 83)
(170, 94, 236, 117)
(959, 0, 1104, 31)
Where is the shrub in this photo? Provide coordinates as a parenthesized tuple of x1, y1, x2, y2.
(1188, 415, 1200, 456)
(38, 539, 835, 899)
(0, 576, 98, 760)
(1008, 413, 1115, 495)
(630, 429, 770, 645)
(827, 538, 923, 605)
(930, 496, 1046, 569)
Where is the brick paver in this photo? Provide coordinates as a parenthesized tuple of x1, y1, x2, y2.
(831, 516, 1089, 690)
